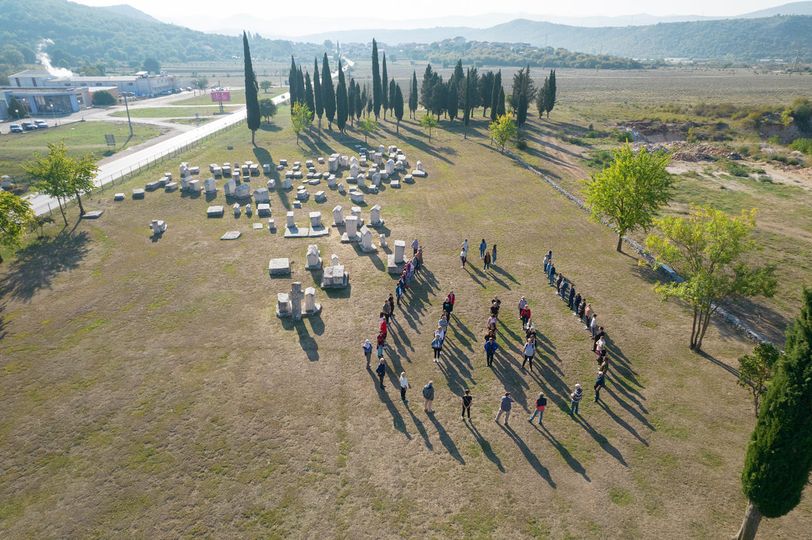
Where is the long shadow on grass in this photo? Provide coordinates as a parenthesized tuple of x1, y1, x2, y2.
(0, 232, 90, 302)
(465, 421, 504, 472)
(406, 403, 433, 450)
(500, 424, 556, 487)
(532, 424, 591, 482)
(491, 349, 529, 408)
(597, 397, 650, 446)
(281, 318, 319, 361)
(367, 368, 411, 439)
(427, 413, 465, 464)
(573, 414, 627, 467)
(489, 264, 519, 285)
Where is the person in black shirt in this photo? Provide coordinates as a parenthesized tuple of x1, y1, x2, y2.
(461, 389, 473, 420)
(375, 358, 386, 389)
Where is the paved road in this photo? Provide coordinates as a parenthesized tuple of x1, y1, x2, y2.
(29, 92, 289, 215)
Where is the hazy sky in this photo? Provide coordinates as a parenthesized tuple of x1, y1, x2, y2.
(74, 0, 791, 20)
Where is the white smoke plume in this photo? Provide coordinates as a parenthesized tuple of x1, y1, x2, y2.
(36, 39, 74, 78)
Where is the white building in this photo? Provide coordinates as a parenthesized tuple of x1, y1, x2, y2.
(9, 70, 177, 97)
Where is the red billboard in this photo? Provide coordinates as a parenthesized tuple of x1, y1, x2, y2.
(211, 90, 231, 102)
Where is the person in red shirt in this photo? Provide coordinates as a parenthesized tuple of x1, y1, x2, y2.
(520, 305, 532, 330)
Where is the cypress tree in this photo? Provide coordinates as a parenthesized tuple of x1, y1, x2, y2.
(381, 52, 389, 119)
(321, 53, 335, 129)
(479, 70, 494, 117)
(297, 67, 305, 106)
(304, 71, 315, 123)
(243, 31, 260, 146)
(313, 58, 323, 130)
(336, 60, 348, 133)
(371, 39, 382, 119)
(360, 85, 368, 118)
(446, 78, 457, 122)
(420, 64, 434, 116)
(490, 70, 502, 121)
(463, 67, 471, 139)
(430, 75, 445, 120)
(496, 85, 506, 117)
(347, 78, 356, 127)
(735, 289, 812, 539)
(288, 56, 298, 104)
(453, 59, 465, 107)
(545, 69, 557, 118)
(389, 80, 397, 118)
(537, 76, 548, 119)
(393, 83, 404, 133)
(409, 70, 418, 119)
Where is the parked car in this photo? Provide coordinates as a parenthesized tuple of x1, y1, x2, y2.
(9, 124, 23, 133)
(34, 120, 48, 129)
(21, 121, 37, 131)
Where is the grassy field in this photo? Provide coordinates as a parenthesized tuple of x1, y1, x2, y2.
(1, 105, 810, 537)
(0, 121, 164, 183)
(171, 87, 286, 106)
(110, 106, 241, 119)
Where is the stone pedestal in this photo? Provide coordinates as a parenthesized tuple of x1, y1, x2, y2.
(332, 205, 344, 226)
(360, 225, 376, 253)
(286, 211, 295, 228)
(306, 244, 322, 270)
(309, 212, 322, 228)
(253, 188, 270, 203)
(341, 215, 360, 243)
(370, 205, 383, 227)
(379, 233, 388, 249)
(204, 178, 216, 194)
(290, 283, 304, 320)
(304, 287, 321, 315)
(224, 178, 237, 196)
(276, 293, 292, 318)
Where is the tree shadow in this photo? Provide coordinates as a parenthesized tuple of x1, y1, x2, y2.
(465, 420, 504, 472)
(0, 232, 90, 302)
(252, 145, 273, 166)
(499, 424, 556, 487)
(427, 413, 465, 464)
(695, 348, 741, 378)
(533, 424, 591, 482)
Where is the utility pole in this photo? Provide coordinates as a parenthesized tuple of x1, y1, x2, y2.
(123, 92, 133, 137)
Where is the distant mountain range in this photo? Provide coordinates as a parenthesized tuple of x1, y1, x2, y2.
(1, 0, 810, 69)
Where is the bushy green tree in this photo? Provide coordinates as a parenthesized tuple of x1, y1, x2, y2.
(735, 289, 812, 539)
(260, 80, 271, 93)
(259, 98, 277, 123)
(420, 114, 438, 140)
(0, 191, 35, 264)
(489, 113, 517, 151)
(585, 145, 673, 252)
(92, 90, 116, 106)
(142, 57, 160, 74)
(358, 117, 377, 144)
(737, 343, 781, 417)
(291, 102, 311, 145)
(646, 207, 777, 352)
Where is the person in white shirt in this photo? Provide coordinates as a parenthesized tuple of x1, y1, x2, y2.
(399, 372, 410, 402)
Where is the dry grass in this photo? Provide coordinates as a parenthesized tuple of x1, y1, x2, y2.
(1, 111, 810, 538)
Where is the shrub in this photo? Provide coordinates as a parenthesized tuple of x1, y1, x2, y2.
(789, 138, 812, 156)
(92, 91, 116, 107)
(615, 130, 634, 143)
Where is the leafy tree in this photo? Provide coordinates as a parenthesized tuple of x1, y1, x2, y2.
(313, 59, 323, 130)
(358, 117, 377, 144)
(70, 153, 96, 216)
(489, 113, 517, 152)
(30, 215, 54, 239)
(243, 32, 261, 146)
(409, 70, 418, 119)
(381, 52, 389, 119)
(781, 97, 812, 133)
(336, 60, 348, 132)
(0, 46, 24, 67)
(585, 145, 673, 252)
(393, 83, 404, 133)
(490, 70, 502, 121)
(6, 97, 28, 119)
(193, 77, 208, 91)
(321, 53, 336, 129)
(646, 207, 777, 352)
(260, 80, 272, 93)
(737, 343, 781, 418)
(420, 114, 439, 140)
(291, 102, 312, 145)
(371, 39, 382, 119)
(430, 77, 445, 120)
(259, 98, 277, 123)
(24, 142, 73, 226)
(735, 289, 812, 539)
(304, 71, 315, 123)
(91, 90, 116, 107)
(0, 191, 35, 264)
(142, 57, 160, 74)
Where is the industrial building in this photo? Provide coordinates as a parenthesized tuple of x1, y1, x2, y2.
(7, 70, 177, 98)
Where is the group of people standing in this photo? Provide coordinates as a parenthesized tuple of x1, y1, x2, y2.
(460, 238, 497, 270)
(431, 291, 456, 361)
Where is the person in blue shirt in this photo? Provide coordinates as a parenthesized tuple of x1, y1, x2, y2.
(479, 238, 487, 259)
(484, 336, 498, 367)
(495, 392, 513, 425)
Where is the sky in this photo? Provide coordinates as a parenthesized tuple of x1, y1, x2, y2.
(74, 0, 793, 21)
